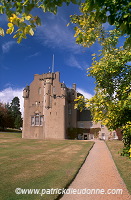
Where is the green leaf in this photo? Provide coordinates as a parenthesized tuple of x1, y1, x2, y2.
(13, 34, 19, 39)
(35, 17, 41, 26)
(0, 5, 4, 14)
(17, 36, 22, 44)
(123, 14, 129, 18)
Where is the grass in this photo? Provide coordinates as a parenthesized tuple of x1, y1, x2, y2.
(106, 140, 131, 194)
(0, 132, 94, 200)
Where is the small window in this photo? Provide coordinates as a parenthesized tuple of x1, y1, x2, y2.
(40, 116, 43, 126)
(54, 95, 56, 99)
(90, 122, 93, 127)
(31, 116, 35, 126)
(38, 87, 41, 95)
(79, 122, 84, 128)
(101, 124, 104, 128)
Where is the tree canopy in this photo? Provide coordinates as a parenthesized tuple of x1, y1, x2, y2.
(71, 0, 131, 48)
(0, 97, 22, 130)
(0, 0, 80, 43)
(72, 0, 131, 156)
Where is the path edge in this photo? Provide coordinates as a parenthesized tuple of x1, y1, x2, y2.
(55, 141, 95, 200)
(105, 141, 131, 196)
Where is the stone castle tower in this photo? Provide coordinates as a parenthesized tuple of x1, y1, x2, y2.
(22, 71, 118, 140)
(22, 72, 77, 139)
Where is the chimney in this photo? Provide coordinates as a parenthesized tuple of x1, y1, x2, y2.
(72, 83, 76, 90)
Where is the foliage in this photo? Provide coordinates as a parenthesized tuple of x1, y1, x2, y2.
(106, 140, 131, 193)
(75, 48, 131, 154)
(0, 0, 80, 43)
(0, 97, 22, 130)
(121, 122, 131, 157)
(0, 102, 8, 129)
(71, 0, 131, 48)
(10, 97, 23, 129)
(71, 1, 131, 157)
(67, 127, 100, 139)
(74, 95, 88, 111)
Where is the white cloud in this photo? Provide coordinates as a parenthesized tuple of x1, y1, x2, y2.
(0, 86, 93, 117)
(77, 88, 93, 99)
(66, 55, 90, 70)
(26, 52, 40, 60)
(35, 14, 82, 53)
(2, 41, 16, 53)
(66, 55, 83, 69)
(0, 87, 24, 114)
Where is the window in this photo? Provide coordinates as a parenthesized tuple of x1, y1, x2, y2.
(40, 116, 43, 126)
(38, 87, 41, 95)
(31, 116, 35, 126)
(31, 115, 44, 126)
(53, 95, 56, 99)
(35, 116, 39, 126)
(79, 122, 84, 128)
(90, 122, 93, 127)
(102, 133, 105, 140)
(101, 124, 104, 128)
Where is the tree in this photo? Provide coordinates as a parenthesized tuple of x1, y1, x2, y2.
(0, 102, 8, 130)
(5, 103, 14, 128)
(0, 98, 22, 130)
(72, 1, 131, 157)
(0, 0, 80, 43)
(10, 97, 22, 129)
(71, 0, 131, 48)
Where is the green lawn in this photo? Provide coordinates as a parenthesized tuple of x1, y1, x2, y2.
(0, 132, 94, 200)
(106, 140, 131, 194)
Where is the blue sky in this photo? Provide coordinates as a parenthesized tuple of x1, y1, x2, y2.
(0, 3, 101, 112)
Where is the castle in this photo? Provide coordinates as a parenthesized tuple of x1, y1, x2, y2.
(22, 72, 118, 140)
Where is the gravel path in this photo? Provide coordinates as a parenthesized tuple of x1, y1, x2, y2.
(61, 140, 131, 200)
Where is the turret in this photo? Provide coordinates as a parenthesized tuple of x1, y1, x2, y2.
(61, 82, 67, 97)
(23, 86, 29, 98)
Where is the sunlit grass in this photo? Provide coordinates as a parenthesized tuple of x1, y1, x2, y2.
(106, 140, 131, 194)
(0, 132, 94, 200)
